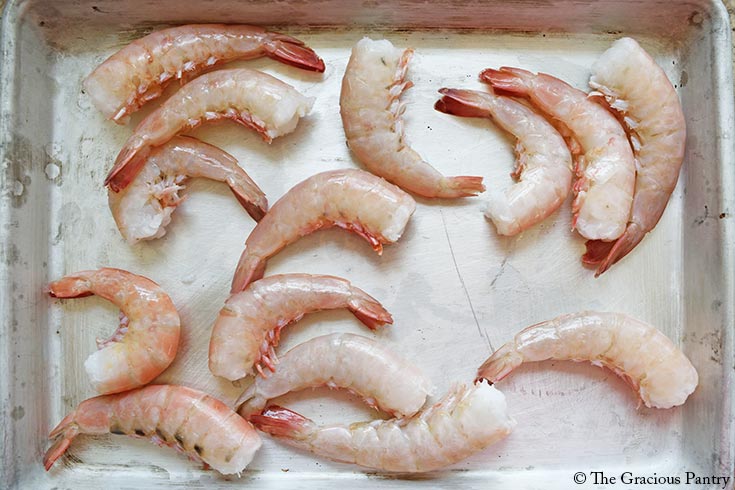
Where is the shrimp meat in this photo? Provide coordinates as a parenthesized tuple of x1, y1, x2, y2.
(250, 380, 514, 472)
(582, 38, 687, 275)
(236, 333, 432, 418)
(477, 311, 698, 409)
(435, 88, 572, 235)
(210, 275, 394, 380)
(231, 169, 416, 292)
(84, 24, 324, 123)
(43, 385, 262, 475)
(481, 67, 635, 241)
(106, 68, 314, 192)
(340, 38, 485, 198)
(48, 268, 180, 395)
(109, 136, 267, 244)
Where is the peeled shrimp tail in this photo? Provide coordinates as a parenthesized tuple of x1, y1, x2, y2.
(250, 405, 312, 438)
(47, 276, 93, 298)
(231, 252, 266, 293)
(442, 176, 486, 197)
(264, 34, 326, 72)
(105, 136, 150, 192)
(347, 287, 393, 329)
(226, 173, 268, 222)
(435, 88, 493, 118)
(43, 415, 79, 471)
(476, 343, 524, 383)
(582, 221, 645, 275)
(480, 67, 534, 96)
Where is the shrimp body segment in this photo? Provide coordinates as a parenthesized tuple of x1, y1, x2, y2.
(481, 67, 635, 241)
(477, 311, 698, 409)
(106, 68, 314, 192)
(236, 333, 432, 418)
(48, 268, 180, 395)
(210, 275, 394, 380)
(435, 88, 572, 235)
(43, 385, 262, 475)
(231, 169, 416, 292)
(84, 24, 324, 124)
(583, 38, 687, 275)
(250, 380, 514, 473)
(340, 37, 485, 198)
(109, 136, 267, 244)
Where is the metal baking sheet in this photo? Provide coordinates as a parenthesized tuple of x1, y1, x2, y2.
(1, 0, 733, 488)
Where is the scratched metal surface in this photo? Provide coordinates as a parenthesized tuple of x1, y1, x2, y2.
(1, 0, 733, 489)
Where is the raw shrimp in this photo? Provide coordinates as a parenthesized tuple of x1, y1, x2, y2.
(109, 136, 267, 244)
(435, 88, 572, 235)
(340, 37, 485, 198)
(477, 311, 698, 409)
(210, 275, 394, 380)
(106, 68, 314, 192)
(43, 385, 262, 475)
(481, 67, 635, 241)
(48, 268, 180, 395)
(250, 380, 514, 473)
(236, 333, 432, 418)
(582, 38, 687, 275)
(84, 24, 324, 124)
(231, 169, 416, 292)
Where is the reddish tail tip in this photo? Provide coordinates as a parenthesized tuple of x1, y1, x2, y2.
(434, 88, 491, 119)
(445, 176, 486, 197)
(231, 254, 266, 293)
(267, 40, 325, 73)
(349, 288, 393, 329)
(249, 405, 310, 437)
(479, 67, 530, 96)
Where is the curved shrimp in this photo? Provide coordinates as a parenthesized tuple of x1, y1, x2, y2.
(109, 136, 267, 244)
(250, 380, 514, 473)
(435, 88, 572, 236)
(582, 38, 687, 275)
(43, 385, 262, 475)
(48, 268, 180, 395)
(477, 311, 698, 409)
(481, 67, 635, 241)
(210, 275, 394, 380)
(84, 24, 324, 124)
(231, 169, 416, 292)
(236, 333, 432, 418)
(340, 37, 485, 198)
(106, 68, 314, 192)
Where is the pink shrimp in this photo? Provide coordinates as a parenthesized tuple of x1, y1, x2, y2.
(105, 68, 314, 192)
(340, 37, 485, 198)
(230, 169, 416, 293)
(582, 38, 687, 275)
(43, 385, 262, 475)
(84, 24, 324, 124)
(48, 268, 180, 395)
(210, 274, 393, 380)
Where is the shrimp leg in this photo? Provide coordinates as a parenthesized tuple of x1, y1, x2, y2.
(582, 38, 687, 275)
(435, 88, 572, 235)
(84, 24, 324, 124)
(230, 169, 416, 293)
(48, 268, 180, 395)
(236, 333, 433, 418)
(477, 311, 698, 409)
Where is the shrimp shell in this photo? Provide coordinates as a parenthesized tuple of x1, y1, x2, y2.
(84, 24, 324, 124)
(236, 333, 432, 418)
(435, 88, 572, 235)
(250, 380, 514, 473)
(106, 68, 314, 192)
(340, 37, 485, 198)
(48, 268, 180, 395)
(43, 385, 262, 475)
(210, 275, 394, 380)
(582, 38, 687, 275)
(230, 169, 416, 293)
(481, 67, 635, 241)
(108, 136, 267, 244)
(477, 311, 698, 409)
